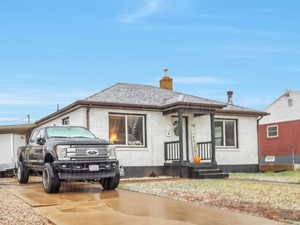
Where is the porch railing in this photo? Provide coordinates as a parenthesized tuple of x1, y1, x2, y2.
(196, 141, 212, 160)
(164, 141, 181, 161)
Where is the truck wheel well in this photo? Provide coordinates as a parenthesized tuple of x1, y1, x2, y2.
(44, 154, 54, 163)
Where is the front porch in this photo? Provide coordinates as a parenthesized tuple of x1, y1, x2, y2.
(162, 107, 228, 179)
(164, 141, 214, 164)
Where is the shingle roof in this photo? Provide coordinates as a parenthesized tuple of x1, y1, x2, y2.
(36, 82, 267, 125)
(85, 83, 225, 107)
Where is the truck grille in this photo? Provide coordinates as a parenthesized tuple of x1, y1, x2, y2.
(69, 145, 108, 159)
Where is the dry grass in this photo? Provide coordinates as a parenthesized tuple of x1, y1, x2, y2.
(230, 171, 300, 184)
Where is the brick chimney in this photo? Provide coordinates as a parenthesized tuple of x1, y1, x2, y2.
(160, 69, 173, 90)
(227, 90, 233, 105)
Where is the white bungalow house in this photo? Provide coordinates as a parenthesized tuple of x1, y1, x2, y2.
(25, 76, 267, 177)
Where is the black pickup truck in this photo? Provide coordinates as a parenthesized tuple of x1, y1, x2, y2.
(16, 126, 120, 193)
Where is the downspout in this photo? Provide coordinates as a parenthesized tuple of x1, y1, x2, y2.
(86, 105, 91, 130)
(257, 116, 264, 171)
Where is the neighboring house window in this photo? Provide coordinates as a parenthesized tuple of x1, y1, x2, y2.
(215, 119, 238, 148)
(62, 117, 70, 125)
(109, 114, 146, 146)
(288, 98, 293, 107)
(267, 125, 278, 138)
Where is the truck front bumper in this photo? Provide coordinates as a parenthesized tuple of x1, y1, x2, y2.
(53, 160, 119, 181)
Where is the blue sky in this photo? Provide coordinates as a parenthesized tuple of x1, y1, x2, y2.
(0, 0, 300, 125)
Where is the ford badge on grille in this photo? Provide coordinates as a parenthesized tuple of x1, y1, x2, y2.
(87, 149, 99, 156)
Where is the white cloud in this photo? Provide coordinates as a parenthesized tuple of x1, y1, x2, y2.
(235, 96, 274, 109)
(119, 0, 162, 23)
(174, 76, 230, 85)
(0, 90, 92, 106)
(0, 117, 27, 123)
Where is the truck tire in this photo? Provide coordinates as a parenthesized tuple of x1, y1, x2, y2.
(42, 163, 60, 193)
(101, 173, 120, 191)
(17, 161, 29, 184)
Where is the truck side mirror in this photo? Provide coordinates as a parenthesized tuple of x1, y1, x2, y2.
(37, 137, 46, 145)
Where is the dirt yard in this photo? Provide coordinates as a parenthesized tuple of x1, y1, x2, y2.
(119, 179, 300, 224)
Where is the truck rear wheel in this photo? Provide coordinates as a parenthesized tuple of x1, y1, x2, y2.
(101, 173, 120, 191)
(42, 163, 60, 193)
(17, 161, 29, 184)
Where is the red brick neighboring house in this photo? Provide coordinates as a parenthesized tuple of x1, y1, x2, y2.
(259, 90, 300, 171)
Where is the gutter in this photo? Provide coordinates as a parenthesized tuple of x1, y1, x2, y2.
(35, 100, 269, 126)
(86, 104, 91, 130)
(216, 109, 269, 117)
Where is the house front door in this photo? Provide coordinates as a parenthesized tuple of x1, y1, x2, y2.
(171, 117, 188, 161)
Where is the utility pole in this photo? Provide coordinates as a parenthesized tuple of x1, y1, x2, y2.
(57, 104, 60, 111)
(26, 114, 30, 124)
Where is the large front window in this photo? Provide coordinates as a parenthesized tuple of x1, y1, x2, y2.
(109, 114, 146, 146)
(215, 119, 237, 148)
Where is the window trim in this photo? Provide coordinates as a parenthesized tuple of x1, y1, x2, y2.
(266, 125, 279, 138)
(62, 116, 70, 125)
(215, 118, 238, 149)
(108, 113, 147, 148)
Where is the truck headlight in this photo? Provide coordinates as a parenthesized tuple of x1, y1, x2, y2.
(56, 145, 71, 160)
(107, 146, 117, 160)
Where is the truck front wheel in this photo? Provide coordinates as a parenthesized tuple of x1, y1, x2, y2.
(42, 163, 60, 193)
(101, 173, 120, 191)
(17, 161, 29, 184)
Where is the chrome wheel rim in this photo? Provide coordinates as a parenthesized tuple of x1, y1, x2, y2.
(17, 166, 21, 181)
(42, 170, 49, 189)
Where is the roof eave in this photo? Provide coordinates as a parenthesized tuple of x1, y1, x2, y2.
(161, 101, 226, 110)
(216, 109, 270, 117)
(0, 123, 36, 134)
(36, 100, 226, 125)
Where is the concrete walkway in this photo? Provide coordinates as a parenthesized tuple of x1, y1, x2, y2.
(1, 178, 286, 225)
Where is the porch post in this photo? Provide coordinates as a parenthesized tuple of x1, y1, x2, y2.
(210, 111, 216, 164)
(178, 109, 184, 161)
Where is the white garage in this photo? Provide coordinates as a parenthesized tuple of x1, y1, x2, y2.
(0, 124, 35, 173)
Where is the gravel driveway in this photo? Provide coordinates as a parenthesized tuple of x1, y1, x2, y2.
(0, 187, 48, 225)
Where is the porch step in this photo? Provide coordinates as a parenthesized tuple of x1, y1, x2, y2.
(189, 162, 217, 169)
(193, 168, 222, 174)
(196, 173, 229, 179)
(191, 167, 229, 179)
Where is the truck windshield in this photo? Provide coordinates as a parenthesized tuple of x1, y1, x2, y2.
(46, 127, 96, 139)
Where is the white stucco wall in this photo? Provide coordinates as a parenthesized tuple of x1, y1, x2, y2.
(41, 107, 87, 127)
(190, 114, 259, 165)
(36, 107, 259, 167)
(260, 91, 300, 124)
(214, 114, 258, 165)
(89, 108, 173, 167)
